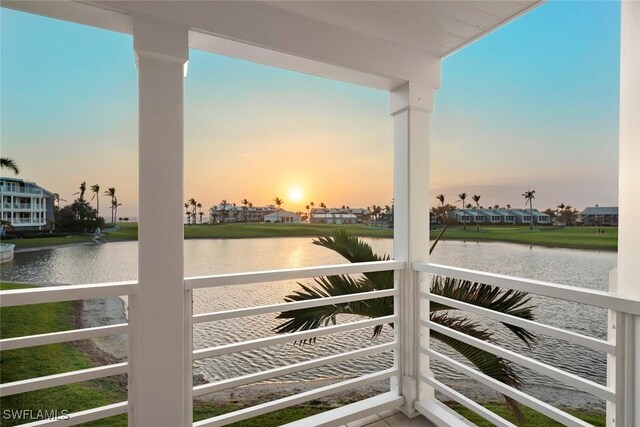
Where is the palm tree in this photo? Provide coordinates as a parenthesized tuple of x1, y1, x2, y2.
(0, 157, 19, 175)
(112, 198, 122, 223)
(197, 202, 203, 224)
(457, 192, 467, 230)
(189, 198, 197, 224)
(241, 199, 250, 223)
(74, 182, 87, 202)
(274, 197, 284, 222)
(472, 194, 481, 231)
(104, 188, 116, 224)
(275, 230, 534, 420)
(522, 190, 536, 231)
(184, 203, 191, 225)
(436, 194, 445, 208)
(90, 184, 100, 217)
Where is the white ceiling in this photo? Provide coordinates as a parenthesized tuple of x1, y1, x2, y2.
(3, 0, 542, 89)
(263, 1, 541, 58)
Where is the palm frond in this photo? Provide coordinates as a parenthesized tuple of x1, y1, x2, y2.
(430, 312, 526, 423)
(431, 275, 536, 347)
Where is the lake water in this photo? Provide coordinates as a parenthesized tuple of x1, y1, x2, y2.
(1, 238, 616, 409)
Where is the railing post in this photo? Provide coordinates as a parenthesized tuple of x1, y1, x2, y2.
(391, 79, 439, 416)
(130, 16, 190, 426)
(614, 2, 640, 426)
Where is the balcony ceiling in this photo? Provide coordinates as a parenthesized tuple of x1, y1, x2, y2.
(4, 0, 541, 89)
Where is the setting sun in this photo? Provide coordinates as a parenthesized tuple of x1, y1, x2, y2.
(288, 186, 303, 203)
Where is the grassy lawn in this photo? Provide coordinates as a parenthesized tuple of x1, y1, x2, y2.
(434, 225, 617, 251)
(0, 283, 126, 427)
(3, 222, 617, 251)
(449, 402, 605, 426)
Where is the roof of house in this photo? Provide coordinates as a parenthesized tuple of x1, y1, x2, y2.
(580, 207, 618, 215)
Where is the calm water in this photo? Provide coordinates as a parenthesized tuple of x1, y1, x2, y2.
(1, 238, 616, 408)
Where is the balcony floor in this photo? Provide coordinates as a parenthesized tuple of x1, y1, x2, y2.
(340, 409, 435, 427)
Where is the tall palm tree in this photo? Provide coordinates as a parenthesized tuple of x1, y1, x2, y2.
(436, 194, 445, 207)
(241, 199, 250, 223)
(112, 198, 122, 223)
(0, 157, 19, 175)
(189, 198, 198, 224)
(185, 203, 191, 225)
(522, 190, 536, 231)
(74, 182, 87, 202)
(104, 188, 116, 224)
(472, 194, 481, 231)
(197, 202, 203, 224)
(274, 197, 284, 222)
(457, 192, 467, 230)
(275, 230, 534, 420)
(90, 184, 100, 217)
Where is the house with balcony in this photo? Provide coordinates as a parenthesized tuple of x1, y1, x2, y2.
(264, 210, 301, 223)
(0, 177, 54, 231)
(1, 2, 639, 427)
(579, 206, 619, 226)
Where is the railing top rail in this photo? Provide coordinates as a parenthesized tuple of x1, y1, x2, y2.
(414, 262, 640, 315)
(185, 260, 405, 290)
(0, 281, 138, 307)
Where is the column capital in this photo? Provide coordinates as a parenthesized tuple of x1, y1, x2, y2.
(133, 15, 188, 68)
(390, 82, 435, 116)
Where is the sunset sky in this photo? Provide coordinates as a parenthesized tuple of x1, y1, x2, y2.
(1, 1, 620, 217)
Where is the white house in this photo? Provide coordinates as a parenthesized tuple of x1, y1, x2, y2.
(0, 177, 54, 231)
(263, 210, 300, 223)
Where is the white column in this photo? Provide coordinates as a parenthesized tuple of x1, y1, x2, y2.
(614, 2, 640, 426)
(130, 16, 190, 427)
(391, 81, 437, 416)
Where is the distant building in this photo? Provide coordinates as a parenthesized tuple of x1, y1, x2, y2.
(310, 207, 368, 224)
(264, 210, 301, 223)
(579, 206, 618, 226)
(0, 177, 55, 231)
(208, 204, 276, 223)
(449, 208, 549, 225)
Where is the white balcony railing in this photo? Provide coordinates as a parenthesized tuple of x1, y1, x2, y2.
(0, 187, 43, 196)
(0, 281, 136, 424)
(2, 260, 640, 426)
(412, 262, 640, 427)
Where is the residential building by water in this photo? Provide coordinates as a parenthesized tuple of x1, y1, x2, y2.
(448, 208, 550, 225)
(579, 206, 619, 226)
(0, 177, 54, 231)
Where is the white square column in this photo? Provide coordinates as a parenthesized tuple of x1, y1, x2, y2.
(391, 81, 438, 416)
(130, 16, 190, 426)
(613, 2, 640, 426)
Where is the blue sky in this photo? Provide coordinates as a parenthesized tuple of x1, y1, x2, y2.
(1, 1, 620, 216)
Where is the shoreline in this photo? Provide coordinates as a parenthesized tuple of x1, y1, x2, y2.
(9, 234, 617, 254)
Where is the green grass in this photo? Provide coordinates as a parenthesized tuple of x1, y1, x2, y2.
(448, 402, 605, 426)
(0, 283, 126, 427)
(433, 225, 617, 251)
(4, 222, 617, 251)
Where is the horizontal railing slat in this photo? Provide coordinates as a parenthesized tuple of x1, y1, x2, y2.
(415, 262, 640, 315)
(425, 349, 593, 427)
(194, 315, 396, 360)
(185, 260, 404, 290)
(18, 401, 128, 427)
(423, 292, 614, 354)
(194, 342, 396, 396)
(421, 376, 516, 427)
(193, 368, 398, 427)
(193, 289, 396, 323)
(0, 324, 128, 351)
(0, 363, 128, 397)
(0, 282, 137, 307)
(425, 320, 615, 402)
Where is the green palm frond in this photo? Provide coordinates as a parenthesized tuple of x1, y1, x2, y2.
(431, 275, 537, 347)
(275, 229, 536, 420)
